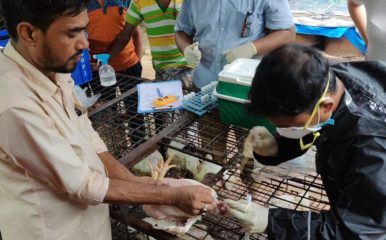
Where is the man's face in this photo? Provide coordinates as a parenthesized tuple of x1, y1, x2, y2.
(35, 10, 89, 73)
(268, 113, 312, 128)
(268, 100, 333, 129)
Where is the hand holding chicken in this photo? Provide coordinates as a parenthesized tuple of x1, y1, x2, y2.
(143, 155, 219, 234)
(225, 199, 269, 234)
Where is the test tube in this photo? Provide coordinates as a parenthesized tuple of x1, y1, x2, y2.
(244, 194, 252, 240)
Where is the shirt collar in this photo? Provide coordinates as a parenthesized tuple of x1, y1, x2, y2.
(3, 42, 72, 102)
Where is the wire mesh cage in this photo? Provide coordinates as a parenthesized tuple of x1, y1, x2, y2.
(159, 110, 249, 168)
(94, 107, 330, 240)
(87, 75, 186, 160)
(109, 159, 329, 240)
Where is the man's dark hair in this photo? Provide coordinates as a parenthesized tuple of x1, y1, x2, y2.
(248, 44, 336, 117)
(0, 0, 90, 41)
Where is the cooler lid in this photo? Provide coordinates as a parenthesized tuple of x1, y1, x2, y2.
(218, 58, 261, 86)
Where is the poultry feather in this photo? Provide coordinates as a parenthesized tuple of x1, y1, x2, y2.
(142, 154, 223, 235)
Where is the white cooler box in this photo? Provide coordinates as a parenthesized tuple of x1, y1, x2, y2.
(213, 58, 275, 132)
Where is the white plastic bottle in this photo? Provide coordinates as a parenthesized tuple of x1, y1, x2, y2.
(93, 53, 117, 87)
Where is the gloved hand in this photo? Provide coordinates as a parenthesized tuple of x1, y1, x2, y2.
(183, 42, 201, 67)
(225, 199, 269, 234)
(245, 126, 278, 157)
(224, 42, 257, 64)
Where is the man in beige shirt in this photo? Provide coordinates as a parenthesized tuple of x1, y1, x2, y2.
(0, 1, 216, 240)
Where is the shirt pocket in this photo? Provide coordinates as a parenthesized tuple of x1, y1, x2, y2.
(223, 7, 264, 39)
(249, 8, 265, 37)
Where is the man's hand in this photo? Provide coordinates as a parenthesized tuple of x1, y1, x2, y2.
(172, 185, 216, 216)
(183, 42, 201, 67)
(246, 126, 278, 157)
(225, 199, 269, 233)
(224, 42, 257, 64)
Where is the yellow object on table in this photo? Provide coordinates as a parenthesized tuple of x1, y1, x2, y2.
(153, 95, 177, 108)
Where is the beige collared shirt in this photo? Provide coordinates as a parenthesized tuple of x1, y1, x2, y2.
(0, 43, 111, 240)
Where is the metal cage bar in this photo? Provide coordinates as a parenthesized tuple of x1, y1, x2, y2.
(88, 75, 187, 161)
(90, 100, 330, 240)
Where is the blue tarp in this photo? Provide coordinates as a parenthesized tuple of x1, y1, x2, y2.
(296, 24, 367, 55)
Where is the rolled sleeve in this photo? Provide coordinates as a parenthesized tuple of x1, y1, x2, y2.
(75, 171, 109, 204)
(83, 113, 108, 153)
(175, 0, 195, 36)
(264, 0, 294, 30)
(0, 106, 109, 205)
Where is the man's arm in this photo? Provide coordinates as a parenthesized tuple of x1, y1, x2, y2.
(98, 151, 217, 216)
(348, 0, 368, 45)
(175, 0, 195, 53)
(251, 27, 296, 55)
(175, 31, 194, 53)
(104, 178, 216, 215)
(131, 26, 144, 60)
(98, 151, 156, 184)
(108, 23, 136, 59)
(255, 0, 295, 55)
(224, 0, 295, 63)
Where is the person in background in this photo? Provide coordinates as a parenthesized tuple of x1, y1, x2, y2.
(226, 44, 386, 239)
(109, 0, 194, 92)
(88, 0, 143, 76)
(348, 0, 386, 61)
(0, 1, 217, 239)
(87, 0, 145, 144)
(174, 0, 295, 162)
(175, 0, 296, 89)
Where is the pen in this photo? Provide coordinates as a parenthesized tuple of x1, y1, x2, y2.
(156, 88, 163, 97)
(244, 194, 252, 240)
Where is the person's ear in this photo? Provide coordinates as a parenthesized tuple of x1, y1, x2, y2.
(320, 97, 335, 117)
(17, 22, 40, 46)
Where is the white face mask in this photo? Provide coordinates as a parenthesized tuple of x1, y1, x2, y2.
(276, 110, 334, 139)
(276, 127, 316, 139)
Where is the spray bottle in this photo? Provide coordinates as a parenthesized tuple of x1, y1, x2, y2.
(93, 53, 117, 87)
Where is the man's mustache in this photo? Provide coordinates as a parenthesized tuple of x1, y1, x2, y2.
(69, 50, 84, 60)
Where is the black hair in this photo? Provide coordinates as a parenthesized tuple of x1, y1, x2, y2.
(0, 0, 90, 41)
(248, 44, 336, 117)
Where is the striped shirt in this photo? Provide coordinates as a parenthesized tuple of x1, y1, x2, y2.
(126, 0, 188, 71)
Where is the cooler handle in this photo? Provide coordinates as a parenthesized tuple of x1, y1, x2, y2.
(213, 88, 250, 104)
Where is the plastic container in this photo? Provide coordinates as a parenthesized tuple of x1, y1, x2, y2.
(215, 58, 275, 132)
(0, 29, 10, 48)
(72, 49, 92, 86)
(93, 53, 117, 87)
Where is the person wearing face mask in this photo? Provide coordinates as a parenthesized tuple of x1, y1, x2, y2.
(224, 44, 386, 239)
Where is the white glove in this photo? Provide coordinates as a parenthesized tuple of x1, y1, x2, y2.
(224, 42, 257, 64)
(225, 199, 269, 234)
(183, 42, 201, 67)
(246, 126, 278, 157)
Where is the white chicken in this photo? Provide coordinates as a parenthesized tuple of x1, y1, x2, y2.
(168, 141, 222, 182)
(132, 141, 223, 184)
(142, 155, 220, 235)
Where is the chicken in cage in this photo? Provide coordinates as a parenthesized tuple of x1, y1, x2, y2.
(89, 98, 330, 240)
